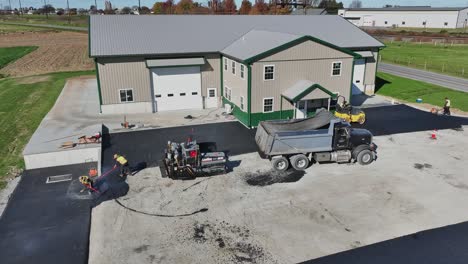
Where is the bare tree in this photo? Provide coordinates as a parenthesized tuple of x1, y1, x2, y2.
(349, 0, 362, 8)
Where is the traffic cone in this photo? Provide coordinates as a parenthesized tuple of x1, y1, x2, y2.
(431, 129, 437, 140)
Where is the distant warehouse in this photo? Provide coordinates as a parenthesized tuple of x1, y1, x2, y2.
(338, 6, 468, 29)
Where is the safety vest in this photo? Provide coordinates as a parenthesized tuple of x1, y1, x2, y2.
(116, 155, 128, 165)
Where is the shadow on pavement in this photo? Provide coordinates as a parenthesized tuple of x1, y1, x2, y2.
(356, 104, 468, 136)
(301, 220, 468, 264)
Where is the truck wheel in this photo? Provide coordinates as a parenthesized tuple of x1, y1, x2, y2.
(272, 157, 289, 172)
(357, 149, 374, 165)
(290, 154, 309, 171)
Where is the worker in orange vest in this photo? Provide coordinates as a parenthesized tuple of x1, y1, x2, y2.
(113, 154, 130, 177)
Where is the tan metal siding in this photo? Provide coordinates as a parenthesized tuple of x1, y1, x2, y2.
(222, 56, 248, 110)
(364, 51, 378, 85)
(251, 58, 353, 113)
(97, 57, 151, 105)
(201, 54, 221, 97)
(259, 40, 352, 62)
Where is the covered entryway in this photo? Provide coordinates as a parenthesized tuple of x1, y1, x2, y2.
(147, 58, 205, 112)
(281, 80, 337, 119)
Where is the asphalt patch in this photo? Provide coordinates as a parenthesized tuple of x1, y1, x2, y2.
(414, 163, 433, 170)
(244, 169, 306, 186)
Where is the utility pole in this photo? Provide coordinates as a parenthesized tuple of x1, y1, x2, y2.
(8, 0, 12, 12)
(138, 0, 141, 12)
(44, 0, 49, 19)
(66, 0, 70, 24)
(18, 0, 22, 16)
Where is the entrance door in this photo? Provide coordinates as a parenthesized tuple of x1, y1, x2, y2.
(295, 100, 307, 119)
(352, 59, 366, 95)
(205, 88, 217, 108)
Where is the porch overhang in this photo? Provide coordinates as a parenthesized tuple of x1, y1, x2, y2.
(281, 80, 337, 103)
(355, 51, 374, 58)
(145, 57, 205, 68)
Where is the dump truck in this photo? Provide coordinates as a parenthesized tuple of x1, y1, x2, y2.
(159, 138, 227, 179)
(255, 108, 377, 171)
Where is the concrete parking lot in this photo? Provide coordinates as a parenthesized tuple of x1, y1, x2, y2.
(89, 105, 468, 264)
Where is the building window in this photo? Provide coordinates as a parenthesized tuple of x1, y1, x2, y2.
(231, 61, 236, 75)
(224, 58, 228, 71)
(422, 21, 426, 25)
(444, 22, 448, 26)
(155, 94, 161, 98)
(119, 89, 134, 102)
(208, 88, 216, 98)
(331, 62, 342, 76)
(263, 98, 273, 113)
(384, 21, 388, 25)
(240, 64, 245, 79)
(263, 65, 275, 80)
(402, 21, 405, 25)
(192, 92, 198, 95)
(240, 96, 245, 110)
(224, 86, 231, 101)
(168, 94, 174, 97)
(180, 93, 186, 96)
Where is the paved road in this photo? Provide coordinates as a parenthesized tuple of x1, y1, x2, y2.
(379, 63, 468, 93)
(0, 22, 87, 31)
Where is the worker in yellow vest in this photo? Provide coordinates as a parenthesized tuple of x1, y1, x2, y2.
(113, 154, 130, 177)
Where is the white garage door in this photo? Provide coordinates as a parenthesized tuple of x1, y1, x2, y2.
(352, 59, 366, 95)
(152, 66, 203, 111)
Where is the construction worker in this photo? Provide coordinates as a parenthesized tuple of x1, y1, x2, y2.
(79, 176, 98, 193)
(443, 97, 451, 116)
(113, 154, 130, 177)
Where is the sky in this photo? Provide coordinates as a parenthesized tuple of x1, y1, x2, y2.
(2, 0, 467, 9)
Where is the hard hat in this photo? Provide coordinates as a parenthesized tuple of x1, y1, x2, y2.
(79, 176, 89, 184)
(113, 154, 118, 159)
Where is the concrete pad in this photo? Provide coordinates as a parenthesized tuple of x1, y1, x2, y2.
(23, 77, 102, 172)
(89, 126, 468, 264)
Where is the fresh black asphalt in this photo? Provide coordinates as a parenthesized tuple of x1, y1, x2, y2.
(301, 220, 468, 264)
(0, 163, 95, 264)
(1, 105, 467, 264)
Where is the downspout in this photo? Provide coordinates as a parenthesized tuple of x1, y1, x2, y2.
(94, 59, 103, 114)
(349, 58, 355, 104)
(220, 56, 223, 102)
(280, 96, 283, 119)
(247, 64, 252, 127)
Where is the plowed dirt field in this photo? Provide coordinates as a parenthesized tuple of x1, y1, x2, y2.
(0, 31, 93, 77)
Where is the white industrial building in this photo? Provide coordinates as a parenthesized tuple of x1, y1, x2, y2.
(338, 6, 468, 29)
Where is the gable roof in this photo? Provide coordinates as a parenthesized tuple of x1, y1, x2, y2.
(89, 15, 384, 58)
(291, 8, 327, 15)
(282, 80, 336, 102)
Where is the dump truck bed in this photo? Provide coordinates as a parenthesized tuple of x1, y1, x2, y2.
(255, 109, 341, 156)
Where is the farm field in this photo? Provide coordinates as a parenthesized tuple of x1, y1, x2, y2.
(380, 41, 468, 79)
(0, 46, 37, 70)
(376, 72, 468, 112)
(0, 31, 93, 77)
(0, 23, 53, 33)
(0, 71, 94, 189)
(0, 15, 88, 28)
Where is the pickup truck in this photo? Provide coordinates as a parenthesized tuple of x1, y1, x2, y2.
(255, 108, 377, 171)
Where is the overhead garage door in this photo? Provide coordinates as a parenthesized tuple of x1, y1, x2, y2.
(151, 66, 203, 111)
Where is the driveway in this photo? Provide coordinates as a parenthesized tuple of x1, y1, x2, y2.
(378, 63, 468, 93)
(91, 105, 468, 264)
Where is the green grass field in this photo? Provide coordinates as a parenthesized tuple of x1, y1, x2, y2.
(0, 23, 52, 33)
(0, 71, 95, 189)
(0, 15, 88, 28)
(376, 72, 468, 112)
(380, 41, 468, 78)
(0, 46, 38, 70)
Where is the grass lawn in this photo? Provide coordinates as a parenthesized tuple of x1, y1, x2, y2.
(0, 15, 88, 28)
(376, 72, 468, 112)
(0, 71, 95, 189)
(0, 46, 38, 70)
(380, 41, 468, 79)
(0, 23, 52, 33)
